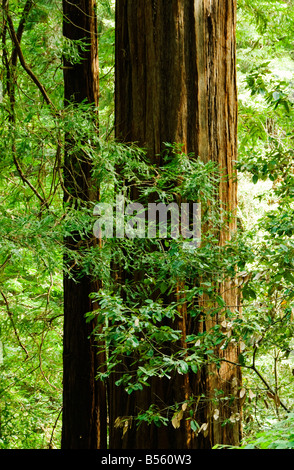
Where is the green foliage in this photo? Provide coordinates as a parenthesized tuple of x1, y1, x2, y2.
(235, 0, 294, 446)
(86, 142, 250, 430)
(0, 0, 293, 450)
(243, 414, 294, 449)
(0, 0, 64, 448)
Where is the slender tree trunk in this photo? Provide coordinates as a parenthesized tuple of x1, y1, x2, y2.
(111, 0, 241, 449)
(61, 0, 107, 449)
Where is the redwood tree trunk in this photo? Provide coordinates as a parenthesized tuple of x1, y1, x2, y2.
(61, 0, 107, 449)
(112, 0, 241, 449)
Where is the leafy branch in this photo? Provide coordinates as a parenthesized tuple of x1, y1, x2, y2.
(0, 289, 29, 360)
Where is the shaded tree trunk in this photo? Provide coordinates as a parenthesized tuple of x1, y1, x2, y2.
(111, 0, 241, 449)
(61, 0, 107, 449)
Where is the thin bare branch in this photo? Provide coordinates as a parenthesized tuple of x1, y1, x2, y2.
(0, 289, 29, 360)
(4, 7, 56, 110)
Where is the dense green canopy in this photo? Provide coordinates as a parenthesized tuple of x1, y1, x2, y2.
(0, 0, 294, 449)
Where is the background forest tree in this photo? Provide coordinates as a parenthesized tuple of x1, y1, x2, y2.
(61, 0, 107, 450)
(0, 0, 294, 450)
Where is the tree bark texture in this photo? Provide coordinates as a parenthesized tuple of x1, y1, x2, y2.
(112, 0, 241, 449)
(61, 0, 107, 449)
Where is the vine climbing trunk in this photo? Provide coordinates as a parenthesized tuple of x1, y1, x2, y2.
(111, 0, 241, 449)
(61, 0, 107, 449)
